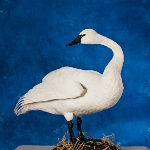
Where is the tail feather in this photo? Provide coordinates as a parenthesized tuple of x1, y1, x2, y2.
(14, 97, 28, 115)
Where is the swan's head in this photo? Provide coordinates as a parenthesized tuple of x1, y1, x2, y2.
(66, 29, 103, 46)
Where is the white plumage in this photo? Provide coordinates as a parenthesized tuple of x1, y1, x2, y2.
(14, 29, 124, 123)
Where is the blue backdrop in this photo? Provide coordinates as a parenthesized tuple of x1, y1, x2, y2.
(0, 0, 150, 149)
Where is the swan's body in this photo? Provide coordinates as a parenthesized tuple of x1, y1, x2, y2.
(14, 29, 124, 141)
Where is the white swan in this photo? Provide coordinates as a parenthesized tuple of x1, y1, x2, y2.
(14, 29, 124, 143)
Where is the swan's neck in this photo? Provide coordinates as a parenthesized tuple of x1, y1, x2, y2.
(99, 35, 124, 72)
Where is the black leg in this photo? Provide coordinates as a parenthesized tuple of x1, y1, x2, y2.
(77, 117, 84, 140)
(68, 121, 76, 143)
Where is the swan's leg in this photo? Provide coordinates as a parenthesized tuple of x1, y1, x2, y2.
(77, 117, 84, 140)
(68, 121, 76, 143)
(77, 118, 102, 142)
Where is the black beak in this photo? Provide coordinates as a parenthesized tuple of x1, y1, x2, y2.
(66, 34, 85, 46)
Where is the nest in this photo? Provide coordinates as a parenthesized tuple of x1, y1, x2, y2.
(52, 132, 121, 150)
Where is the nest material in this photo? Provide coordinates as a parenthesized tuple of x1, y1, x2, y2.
(52, 132, 121, 150)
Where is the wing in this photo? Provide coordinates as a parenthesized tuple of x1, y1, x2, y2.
(15, 78, 85, 109)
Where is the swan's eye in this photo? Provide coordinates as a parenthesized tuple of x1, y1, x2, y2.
(81, 34, 86, 37)
(78, 34, 86, 39)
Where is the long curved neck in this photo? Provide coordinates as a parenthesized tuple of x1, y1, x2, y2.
(98, 35, 124, 73)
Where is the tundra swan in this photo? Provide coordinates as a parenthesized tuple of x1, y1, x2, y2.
(14, 29, 124, 143)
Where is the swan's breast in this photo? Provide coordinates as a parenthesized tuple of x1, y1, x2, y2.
(99, 68, 124, 108)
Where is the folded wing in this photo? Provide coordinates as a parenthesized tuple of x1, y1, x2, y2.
(14, 79, 85, 114)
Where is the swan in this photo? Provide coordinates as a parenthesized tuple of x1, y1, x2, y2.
(14, 29, 124, 143)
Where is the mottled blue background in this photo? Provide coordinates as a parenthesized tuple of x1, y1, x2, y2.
(0, 0, 150, 149)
